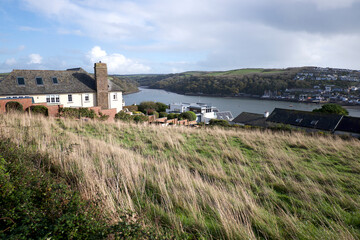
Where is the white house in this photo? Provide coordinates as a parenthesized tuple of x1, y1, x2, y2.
(0, 62, 123, 112)
(167, 102, 233, 124)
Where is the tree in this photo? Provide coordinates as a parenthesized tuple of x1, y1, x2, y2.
(179, 111, 197, 121)
(312, 103, 349, 116)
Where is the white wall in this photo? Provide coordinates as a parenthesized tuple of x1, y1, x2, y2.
(109, 91, 123, 112)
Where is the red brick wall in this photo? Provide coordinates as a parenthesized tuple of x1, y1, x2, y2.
(0, 98, 33, 114)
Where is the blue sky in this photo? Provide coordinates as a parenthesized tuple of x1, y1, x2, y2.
(1, 0, 360, 74)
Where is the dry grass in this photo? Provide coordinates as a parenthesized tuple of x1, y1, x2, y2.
(1, 112, 359, 239)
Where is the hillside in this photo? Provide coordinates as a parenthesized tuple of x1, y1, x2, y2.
(123, 67, 356, 96)
(1, 113, 360, 239)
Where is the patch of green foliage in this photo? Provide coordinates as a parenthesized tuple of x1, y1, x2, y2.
(59, 107, 96, 119)
(5, 101, 23, 112)
(313, 103, 349, 115)
(0, 139, 167, 240)
(178, 111, 196, 121)
(27, 105, 48, 116)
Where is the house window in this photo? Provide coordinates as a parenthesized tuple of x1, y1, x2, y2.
(68, 94, 73, 102)
(36, 77, 43, 85)
(17, 77, 25, 85)
(46, 95, 60, 103)
(84, 94, 90, 102)
(52, 77, 58, 84)
(113, 93, 117, 101)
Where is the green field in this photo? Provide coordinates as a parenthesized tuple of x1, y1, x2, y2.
(1, 113, 359, 239)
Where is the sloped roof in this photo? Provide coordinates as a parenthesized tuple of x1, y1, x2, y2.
(216, 111, 234, 121)
(266, 108, 343, 131)
(233, 112, 268, 127)
(335, 116, 360, 134)
(0, 68, 122, 96)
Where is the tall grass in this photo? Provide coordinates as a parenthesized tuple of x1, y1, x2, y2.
(1, 112, 359, 239)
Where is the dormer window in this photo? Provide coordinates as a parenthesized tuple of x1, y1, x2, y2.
(17, 77, 25, 85)
(52, 77, 58, 84)
(36, 77, 43, 85)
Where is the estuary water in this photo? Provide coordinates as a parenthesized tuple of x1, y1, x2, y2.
(124, 87, 360, 118)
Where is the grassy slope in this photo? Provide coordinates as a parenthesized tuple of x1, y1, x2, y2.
(1, 113, 359, 239)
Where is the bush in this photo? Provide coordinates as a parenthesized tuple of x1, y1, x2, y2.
(156, 102, 169, 112)
(313, 103, 349, 115)
(98, 112, 109, 121)
(133, 115, 149, 123)
(28, 105, 48, 116)
(167, 113, 179, 119)
(115, 111, 132, 122)
(138, 101, 168, 114)
(59, 107, 96, 119)
(179, 111, 197, 121)
(209, 119, 230, 127)
(147, 109, 159, 118)
(5, 101, 23, 112)
(159, 112, 168, 118)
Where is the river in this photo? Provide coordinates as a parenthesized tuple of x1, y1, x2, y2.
(124, 87, 360, 118)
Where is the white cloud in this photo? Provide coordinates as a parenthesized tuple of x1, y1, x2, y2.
(88, 46, 150, 74)
(28, 54, 42, 64)
(5, 58, 16, 65)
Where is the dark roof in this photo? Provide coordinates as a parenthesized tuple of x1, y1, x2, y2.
(335, 116, 360, 134)
(216, 111, 234, 121)
(233, 112, 268, 127)
(0, 68, 122, 96)
(266, 108, 343, 131)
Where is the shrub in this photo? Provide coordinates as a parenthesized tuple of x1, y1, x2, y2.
(167, 113, 179, 119)
(159, 112, 168, 118)
(98, 112, 109, 121)
(147, 109, 159, 118)
(133, 115, 149, 123)
(5, 101, 23, 112)
(58, 107, 96, 119)
(115, 111, 132, 122)
(179, 111, 197, 121)
(28, 105, 48, 116)
(156, 102, 169, 112)
(209, 119, 230, 127)
(313, 103, 349, 115)
(138, 101, 168, 114)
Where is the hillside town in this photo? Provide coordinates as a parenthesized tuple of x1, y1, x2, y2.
(262, 67, 360, 104)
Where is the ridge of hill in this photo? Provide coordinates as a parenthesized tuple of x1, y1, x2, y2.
(0, 113, 359, 239)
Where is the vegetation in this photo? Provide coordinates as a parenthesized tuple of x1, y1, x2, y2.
(313, 103, 349, 116)
(59, 107, 96, 119)
(0, 138, 162, 239)
(127, 67, 353, 96)
(178, 111, 197, 121)
(209, 119, 231, 127)
(5, 101, 23, 112)
(1, 112, 359, 239)
(27, 105, 48, 116)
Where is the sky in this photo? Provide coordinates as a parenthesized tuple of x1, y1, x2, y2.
(1, 0, 360, 74)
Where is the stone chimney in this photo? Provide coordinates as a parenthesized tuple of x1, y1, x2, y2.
(94, 62, 109, 109)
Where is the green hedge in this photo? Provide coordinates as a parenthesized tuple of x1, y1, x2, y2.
(5, 101, 23, 112)
(28, 105, 49, 116)
(59, 107, 96, 119)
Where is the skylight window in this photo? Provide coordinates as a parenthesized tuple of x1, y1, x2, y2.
(52, 77, 58, 84)
(36, 77, 43, 85)
(17, 77, 25, 85)
(310, 120, 319, 125)
(295, 118, 303, 123)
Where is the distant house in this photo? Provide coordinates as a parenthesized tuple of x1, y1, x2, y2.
(167, 102, 225, 124)
(266, 108, 343, 132)
(0, 62, 123, 113)
(232, 112, 269, 127)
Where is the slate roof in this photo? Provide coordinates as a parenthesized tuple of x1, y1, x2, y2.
(335, 116, 360, 134)
(216, 111, 234, 121)
(266, 108, 343, 131)
(232, 112, 268, 127)
(0, 68, 122, 96)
